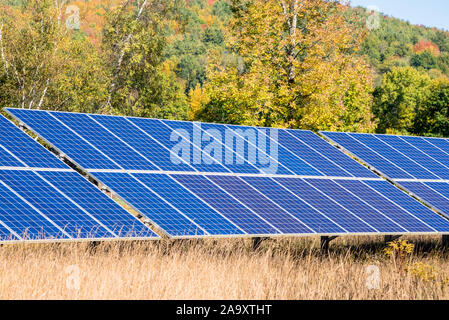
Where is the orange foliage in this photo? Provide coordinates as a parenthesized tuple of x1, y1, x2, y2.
(63, 0, 121, 45)
(413, 40, 440, 56)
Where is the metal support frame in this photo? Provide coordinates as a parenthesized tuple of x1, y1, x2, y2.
(384, 235, 402, 243)
(442, 235, 449, 248)
(88, 241, 100, 253)
(252, 237, 269, 250)
(320, 236, 338, 252)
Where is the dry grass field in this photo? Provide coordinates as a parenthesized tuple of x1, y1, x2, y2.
(1, 236, 449, 300)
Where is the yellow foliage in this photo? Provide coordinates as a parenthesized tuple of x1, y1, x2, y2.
(188, 84, 209, 121)
(383, 239, 414, 271)
(408, 262, 438, 283)
(383, 239, 414, 259)
(203, 0, 375, 131)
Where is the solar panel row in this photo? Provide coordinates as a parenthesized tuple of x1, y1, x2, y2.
(321, 131, 449, 224)
(321, 132, 449, 180)
(0, 114, 158, 242)
(8, 108, 449, 238)
(7, 108, 377, 178)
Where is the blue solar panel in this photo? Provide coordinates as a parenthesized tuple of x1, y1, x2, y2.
(0, 115, 66, 169)
(347, 133, 438, 179)
(0, 219, 18, 241)
(277, 130, 350, 177)
(224, 124, 321, 176)
(133, 173, 244, 235)
(400, 181, 449, 222)
(322, 132, 414, 179)
(322, 132, 443, 180)
(285, 130, 378, 178)
(400, 136, 449, 174)
(274, 177, 376, 233)
(172, 174, 280, 235)
(241, 176, 345, 234)
(160, 120, 231, 173)
(91, 115, 195, 172)
(320, 131, 449, 231)
(0, 113, 158, 242)
(305, 179, 407, 233)
(0, 147, 24, 167)
(364, 180, 449, 232)
(207, 175, 313, 234)
(0, 170, 115, 239)
(51, 112, 157, 171)
(188, 122, 263, 174)
(423, 137, 449, 156)
(335, 180, 435, 232)
(0, 181, 65, 240)
(37, 171, 156, 238)
(9, 108, 449, 239)
(93, 172, 206, 237)
(374, 135, 447, 179)
(4, 109, 121, 170)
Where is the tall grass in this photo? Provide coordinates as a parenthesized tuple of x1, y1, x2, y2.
(1, 236, 449, 299)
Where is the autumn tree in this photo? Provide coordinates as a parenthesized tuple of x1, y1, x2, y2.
(0, 0, 109, 113)
(0, 0, 67, 110)
(196, 0, 375, 132)
(100, 0, 188, 119)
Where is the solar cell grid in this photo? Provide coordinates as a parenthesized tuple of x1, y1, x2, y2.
(275, 177, 376, 233)
(224, 124, 321, 176)
(171, 174, 280, 235)
(374, 135, 448, 179)
(4, 109, 120, 170)
(0, 181, 66, 240)
(133, 173, 244, 235)
(335, 180, 433, 233)
(207, 175, 314, 234)
(284, 130, 378, 178)
(0, 115, 66, 169)
(0, 113, 159, 242)
(322, 131, 415, 179)
(0, 170, 114, 239)
(38, 171, 155, 238)
(51, 112, 157, 171)
(305, 179, 405, 233)
(241, 176, 346, 234)
(91, 115, 195, 172)
(94, 172, 206, 237)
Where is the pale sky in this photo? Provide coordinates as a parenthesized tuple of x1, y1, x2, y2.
(350, 0, 449, 31)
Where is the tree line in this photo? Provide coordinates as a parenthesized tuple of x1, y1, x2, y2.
(0, 0, 448, 137)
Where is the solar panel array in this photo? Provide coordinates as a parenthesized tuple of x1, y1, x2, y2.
(8, 108, 449, 239)
(321, 131, 449, 223)
(0, 114, 158, 242)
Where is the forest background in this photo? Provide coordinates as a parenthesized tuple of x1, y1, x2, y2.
(1, 0, 449, 137)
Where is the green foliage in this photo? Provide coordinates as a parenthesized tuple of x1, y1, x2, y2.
(373, 67, 432, 134)
(356, 7, 449, 80)
(212, 0, 232, 21)
(413, 79, 449, 137)
(411, 51, 438, 70)
(165, 0, 227, 93)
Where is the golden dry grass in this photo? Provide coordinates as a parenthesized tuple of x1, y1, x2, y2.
(1, 235, 449, 299)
